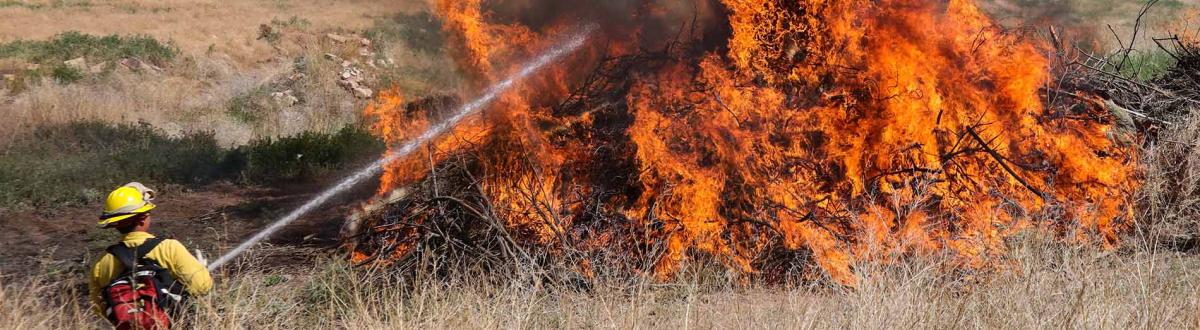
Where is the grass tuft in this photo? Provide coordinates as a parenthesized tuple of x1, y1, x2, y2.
(49, 65, 82, 84)
(1119, 50, 1176, 81)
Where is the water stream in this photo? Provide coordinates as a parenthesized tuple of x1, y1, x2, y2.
(207, 26, 595, 271)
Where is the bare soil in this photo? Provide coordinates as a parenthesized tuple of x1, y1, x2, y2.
(0, 174, 379, 279)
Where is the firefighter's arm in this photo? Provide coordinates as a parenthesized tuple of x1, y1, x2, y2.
(88, 255, 117, 317)
(157, 239, 214, 296)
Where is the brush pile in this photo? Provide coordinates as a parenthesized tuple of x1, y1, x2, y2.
(342, 0, 1197, 284)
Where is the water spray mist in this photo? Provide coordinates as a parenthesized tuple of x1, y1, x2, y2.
(207, 25, 596, 271)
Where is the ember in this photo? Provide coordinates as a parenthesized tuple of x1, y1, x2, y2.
(346, 0, 1141, 285)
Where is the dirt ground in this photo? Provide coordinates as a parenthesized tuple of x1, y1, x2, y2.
(0, 173, 380, 279)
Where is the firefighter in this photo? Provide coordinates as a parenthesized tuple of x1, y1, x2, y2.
(88, 182, 212, 328)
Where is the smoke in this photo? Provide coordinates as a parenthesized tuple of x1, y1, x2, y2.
(481, 0, 730, 51)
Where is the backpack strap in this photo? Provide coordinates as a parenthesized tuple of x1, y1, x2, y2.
(106, 237, 165, 272)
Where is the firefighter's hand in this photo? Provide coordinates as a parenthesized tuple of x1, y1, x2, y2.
(194, 249, 209, 267)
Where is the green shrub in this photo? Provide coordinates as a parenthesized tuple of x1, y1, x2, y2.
(1119, 51, 1175, 81)
(50, 65, 83, 84)
(236, 126, 385, 183)
(0, 122, 384, 209)
(0, 122, 229, 208)
(0, 31, 177, 66)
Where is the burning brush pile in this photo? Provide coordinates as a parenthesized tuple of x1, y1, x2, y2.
(341, 0, 1165, 286)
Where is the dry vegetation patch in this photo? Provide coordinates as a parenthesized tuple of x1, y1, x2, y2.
(4, 236, 1199, 329)
(0, 0, 423, 67)
(0, 1, 459, 145)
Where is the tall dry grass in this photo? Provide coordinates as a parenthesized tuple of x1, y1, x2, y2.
(1138, 110, 1200, 248)
(3, 234, 1199, 329)
(0, 60, 354, 147)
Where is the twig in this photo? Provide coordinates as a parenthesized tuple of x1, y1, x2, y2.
(432, 195, 535, 263)
(1116, 0, 1161, 72)
(964, 126, 1047, 200)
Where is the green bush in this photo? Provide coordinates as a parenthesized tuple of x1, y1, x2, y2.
(0, 122, 384, 209)
(0, 122, 228, 208)
(50, 65, 83, 84)
(235, 126, 385, 183)
(0, 31, 177, 66)
(1121, 51, 1175, 81)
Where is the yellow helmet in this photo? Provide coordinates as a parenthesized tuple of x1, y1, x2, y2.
(98, 182, 156, 227)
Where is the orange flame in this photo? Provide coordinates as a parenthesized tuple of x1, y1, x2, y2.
(357, 0, 1140, 286)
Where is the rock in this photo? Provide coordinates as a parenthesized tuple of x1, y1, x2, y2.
(358, 48, 374, 57)
(352, 86, 373, 99)
(119, 58, 162, 73)
(340, 60, 353, 68)
(64, 57, 88, 71)
(119, 58, 142, 70)
(335, 65, 371, 98)
(339, 67, 361, 80)
(360, 38, 372, 47)
(337, 78, 359, 89)
(326, 33, 351, 43)
(89, 61, 108, 74)
(270, 89, 299, 106)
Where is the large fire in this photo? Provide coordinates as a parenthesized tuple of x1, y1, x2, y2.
(351, 0, 1140, 285)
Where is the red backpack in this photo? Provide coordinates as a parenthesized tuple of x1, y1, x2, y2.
(101, 238, 183, 330)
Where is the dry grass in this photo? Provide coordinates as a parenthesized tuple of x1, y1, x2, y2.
(980, 0, 1200, 49)
(0, 0, 423, 68)
(0, 1, 459, 146)
(1138, 110, 1200, 248)
(3, 234, 1199, 329)
(0, 59, 355, 146)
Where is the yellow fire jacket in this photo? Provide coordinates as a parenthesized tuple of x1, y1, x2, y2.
(88, 232, 213, 315)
